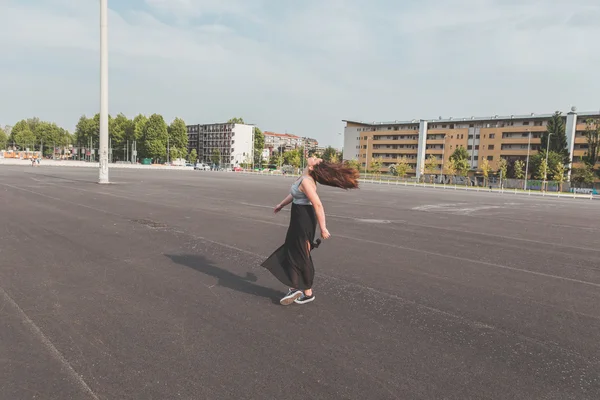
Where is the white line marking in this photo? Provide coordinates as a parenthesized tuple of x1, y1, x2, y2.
(333, 234, 600, 288)
(0, 287, 100, 400)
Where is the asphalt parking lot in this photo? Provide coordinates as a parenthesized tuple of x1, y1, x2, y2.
(1, 166, 599, 399)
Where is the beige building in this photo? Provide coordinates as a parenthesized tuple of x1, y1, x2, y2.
(343, 107, 599, 180)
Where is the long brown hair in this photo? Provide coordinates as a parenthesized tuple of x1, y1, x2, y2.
(309, 161, 360, 189)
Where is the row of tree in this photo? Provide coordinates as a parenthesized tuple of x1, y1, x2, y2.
(1, 118, 73, 156)
(74, 113, 188, 162)
(265, 145, 342, 169)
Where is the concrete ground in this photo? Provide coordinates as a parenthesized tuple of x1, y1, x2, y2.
(1, 166, 599, 400)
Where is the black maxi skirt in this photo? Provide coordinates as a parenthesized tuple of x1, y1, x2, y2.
(261, 203, 317, 290)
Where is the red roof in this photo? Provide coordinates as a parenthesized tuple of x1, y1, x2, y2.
(263, 131, 301, 139)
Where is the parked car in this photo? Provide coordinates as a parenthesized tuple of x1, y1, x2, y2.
(233, 166, 244, 172)
(194, 163, 210, 171)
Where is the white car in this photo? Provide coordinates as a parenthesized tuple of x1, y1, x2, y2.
(194, 163, 210, 171)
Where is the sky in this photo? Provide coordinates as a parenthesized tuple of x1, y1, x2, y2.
(1, 0, 599, 148)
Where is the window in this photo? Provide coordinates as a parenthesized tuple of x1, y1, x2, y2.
(488, 145, 495, 150)
(487, 156, 493, 161)
(523, 121, 529, 126)
(468, 145, 473, 150)
(476, 134, 480, 139)
(475, 145, 479, 150)
(469, 135, 474, 140)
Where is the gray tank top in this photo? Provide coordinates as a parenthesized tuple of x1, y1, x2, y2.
(291, 176, 313, 205)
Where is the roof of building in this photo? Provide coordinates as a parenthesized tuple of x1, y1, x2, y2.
(263, 131, 301, 139)
(343, 108, 600, 127)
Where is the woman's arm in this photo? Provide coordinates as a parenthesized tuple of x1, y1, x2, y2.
(301, 179, 330, 239)
(274, 194, 293, 213)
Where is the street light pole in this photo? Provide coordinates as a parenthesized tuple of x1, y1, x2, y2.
(543, 133, 553, 191)
(440, 135, 446, 182)
(98, 0, 109, 183)
(365, 136, 369, 176)
(524, 130, 531, 191)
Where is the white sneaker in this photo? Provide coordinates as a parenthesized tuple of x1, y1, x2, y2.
(280, 289, 302, 305)
(294, 294, 315, 304)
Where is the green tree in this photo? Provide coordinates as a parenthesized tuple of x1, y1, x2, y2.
(344, 159, 361, 171)
(393, 156, 410, 178)
(34, 122, 62, 156)
(26, 117, 41, 135)
(497, 158, 508, 180)
(571, 165, 595, 185)
(169, 147, 180, 161)
(444, 159, 457, 177)
(74, 115, 98, 148)
(269, 151, 284, 167)
(552, 162, 566, 192)
(369, 157, 383, 174)
(322, 146, 338, 162)
(132, 114, 148, 141)
(541, 111, 570, 165)
(583, 118, 600, 168)
(141, 114, 168, 160)
(189, 149, 198, 163)
(228, 117, 245, 124)
(480, 158, 491, 186)
(254, 127, 265, 166)
(425, 155, 438, 183)
(283, 149, 301, 170)
(450, 146, 469, 163)
(513, 160, 525, 180)
(211, 148, 221, 166)
(111, 113, 134, 147)
(10, 120, 36, 149)
(536, 158, 548, 181)
(168, 117, 188, 153)
(0, 127, 7, 149)
(530, 151, 563, 180)
(455, 159, 470, 185)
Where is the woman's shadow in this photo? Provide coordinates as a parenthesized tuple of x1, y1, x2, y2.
(165, 254, 283, 304)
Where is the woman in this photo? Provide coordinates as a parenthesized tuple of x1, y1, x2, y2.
(261, 157, 359, 305)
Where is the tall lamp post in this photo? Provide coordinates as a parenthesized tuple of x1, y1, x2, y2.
(98, 0, 109, 184)
(543, 133, 553, 191)
(524, 130, 531, 191)
(440, 134, 446, 183)
(364, 136, 370, 176)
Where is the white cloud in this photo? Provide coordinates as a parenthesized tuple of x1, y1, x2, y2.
(1, 0, 599, 145)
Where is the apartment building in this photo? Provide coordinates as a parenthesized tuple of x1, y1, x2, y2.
(264, 132, 303, 152)
(187, 122, 254, 167)
(343, 107, 599, 179)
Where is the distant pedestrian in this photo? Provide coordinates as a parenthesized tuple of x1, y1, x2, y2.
(261, 157, 359, 305)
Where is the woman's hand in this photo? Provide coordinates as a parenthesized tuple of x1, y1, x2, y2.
(274, 204, 284, 214)
(321, 228, 331, 240)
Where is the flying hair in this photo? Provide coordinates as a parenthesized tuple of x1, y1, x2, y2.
(309, 161, 360, 189)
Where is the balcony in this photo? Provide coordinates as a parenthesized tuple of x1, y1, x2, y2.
(427, 139, 446, 145)
(368, 148, 417, 155)
(500, 137, 541, 144)
(500, 148, 540, 156)
(370, 138, 419, 145)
